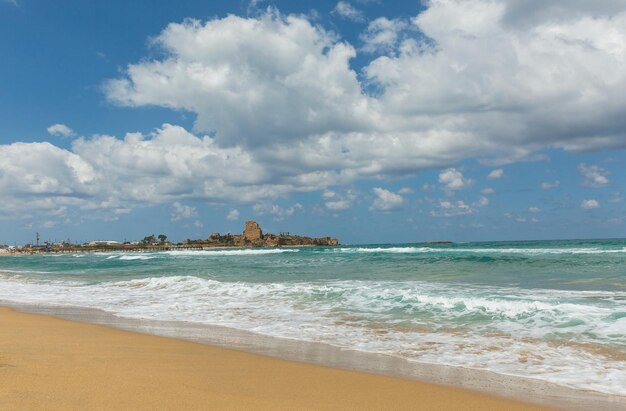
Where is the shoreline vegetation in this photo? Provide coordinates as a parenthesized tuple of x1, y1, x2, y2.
(0, 220, 339, 255)
(0, 306, 552, 411)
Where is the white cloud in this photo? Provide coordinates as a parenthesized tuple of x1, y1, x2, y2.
(398, 187, 414, 194)
(504, 212, 526, 223)
(370, 187, 404, 211)
(360, 17, 408, 53)
(578, 163, 610, 188)
(438, 168, 473, 191)
(41, 220, 58, 229)
(253, 203, 303, 220)
(581, 199, 600, 209)
(431, 200, 475, 217)
(0, 124, 316, 219)
(170, 202, 197, 221)
(2, 0, 18, 7)
(364, 1, 626, 154)
(541, 180, 560, 190)
(609, 192, 624, 203)
(481, 187, 495, 195)
(103, 6, 626, 194)
(106, 12, 371, 149)
(4, 3, 626, 218)
(227, 209, 240, 221)
(333, 1, 365, 22)
(323, 189, 357, 211)
(47, 123, 75, 137)
(474, 196, 489, 207)
(529, 206, 541, 213)
(487, 168, 504, 180)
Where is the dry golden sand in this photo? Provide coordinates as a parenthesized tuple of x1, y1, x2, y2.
(0, 307, 552, 410)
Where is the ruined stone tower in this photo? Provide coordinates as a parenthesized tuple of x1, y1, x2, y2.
(242, 220, 262, 241)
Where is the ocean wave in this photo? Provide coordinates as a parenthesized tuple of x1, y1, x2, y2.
(118, 255, 156, 261)
(1, 275, 625, 394)
(334, 246, 626, 255)
(165, 249, 300, 256)
(0, 269, 54, 275)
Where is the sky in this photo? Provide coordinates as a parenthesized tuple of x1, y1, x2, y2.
(1, 0, 625, 245)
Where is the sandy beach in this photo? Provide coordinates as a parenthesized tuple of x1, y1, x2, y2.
(0, 307, 552, 410)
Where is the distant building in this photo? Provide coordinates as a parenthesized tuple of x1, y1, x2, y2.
(87, 240, 122, 246)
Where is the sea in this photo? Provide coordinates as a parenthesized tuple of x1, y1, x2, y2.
(1, 238, 625, 397)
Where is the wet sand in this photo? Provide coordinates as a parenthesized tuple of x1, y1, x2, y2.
(0, 307, 552, 410)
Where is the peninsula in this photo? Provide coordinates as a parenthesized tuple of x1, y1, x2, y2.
(0, 221, 339, 254)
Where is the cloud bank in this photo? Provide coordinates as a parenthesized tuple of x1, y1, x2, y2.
(3, 1, 626, 217)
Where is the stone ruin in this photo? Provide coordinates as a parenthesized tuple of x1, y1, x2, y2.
(242, 221, 263, 242)
(198, 220, 338, 248)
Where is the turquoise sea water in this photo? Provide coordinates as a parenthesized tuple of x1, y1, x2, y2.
(1, 239, 625, 394)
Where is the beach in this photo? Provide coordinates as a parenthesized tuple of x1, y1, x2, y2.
(0, 306, 551, 410)
(1, 241, 626, 409)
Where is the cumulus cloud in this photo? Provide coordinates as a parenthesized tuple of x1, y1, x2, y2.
(104, 5, 626, 190)
(474, 196, 489, 207)
(4, 3, 626, 218)
(253, 203, 303, 220)
(487, 168, 504, 180)
(0, 124, 324, 219)
(360, 17, 408, 53)
(609, 192, 624, 203)
(363, 0, 626, 154)
(438, 168, 473, 191)
(542, 180, 560, 190)
(47, 123, 75, 137)
(105, 11, 372, 149)
(541, 180, 561, 190)
(333, 1, 365, 22)
(431, 200, 475, 217)
(504, 212, 526, 223)
(192, 220, 204, 228)
(578, 163, 610, 188)
(0, 141, 97, 218)
(529, 206, 541, 213)
(481, 187, 495, 195)
(227, 209, 240, 221)
(581, 199, 600, 209)
(323, 189, 357, 211)
(170, 202, 198, 221)
(370, 187, 404, 211)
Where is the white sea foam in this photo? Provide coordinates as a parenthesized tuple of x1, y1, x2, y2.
(119, 255, 156, 260)
(104, 254, 156, 260)
(99, 249, 298, 260)
(1, 274, 625, 394)
(165, 249, 300, 256)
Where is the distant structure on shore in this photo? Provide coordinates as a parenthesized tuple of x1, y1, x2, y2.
(188, 220, 339, 248)
(5, 221, 338, 254)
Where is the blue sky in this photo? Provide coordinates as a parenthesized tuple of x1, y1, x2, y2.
(1, 0, 625, 245)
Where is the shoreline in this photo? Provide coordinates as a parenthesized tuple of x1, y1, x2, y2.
(0, 243, 333, 256)
(3, 302, 626, 410)
(0, 305, 551, 411)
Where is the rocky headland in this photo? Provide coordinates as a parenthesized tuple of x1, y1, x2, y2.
(185, 221, 339, 248)
(2, 221, 338, 255)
